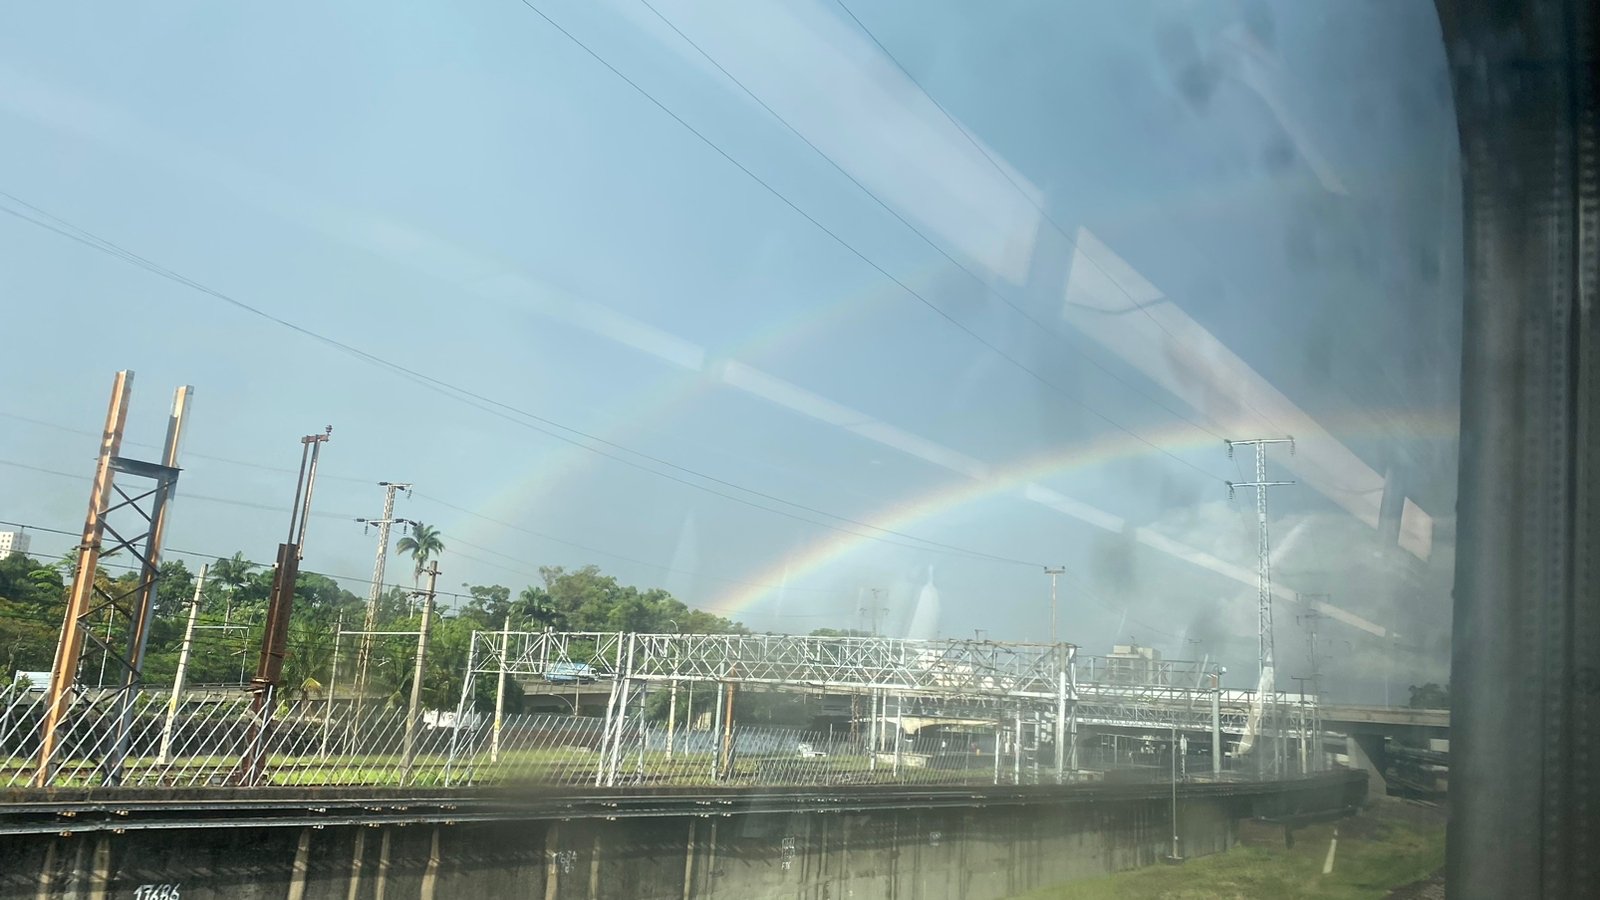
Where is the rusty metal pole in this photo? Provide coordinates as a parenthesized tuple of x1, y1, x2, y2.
(238, 428, 330, 785)
(34, 371, 133, 787)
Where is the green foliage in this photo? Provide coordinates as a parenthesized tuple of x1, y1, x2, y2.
(1015, 801, 1446, 899)
(394, 523, 444, 583)
(0, 551, 71, 675)
(528, 565, 745, 635)
(1407, 682, 1449, 709)
(0, 550, 751, 718)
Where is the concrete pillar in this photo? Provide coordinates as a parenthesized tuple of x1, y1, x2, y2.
(543, 823, 560, 900)
(421, 827, 441, 900)
(287, 828, 312, 900)
(681, 819, 696, 900)
(375, 828, 392, 900)
(1345, 733, 1389, 795)
(588, 832, 602, 900)
(88, 837, 110, 900)
(34, 839, 58, 900)
(346, 828, 367, 900)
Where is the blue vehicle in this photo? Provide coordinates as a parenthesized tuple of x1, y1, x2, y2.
(544, 662, 598, 684)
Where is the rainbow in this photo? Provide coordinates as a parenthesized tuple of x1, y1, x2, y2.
(438, 226, 1459, 626)
(705, 405, 1461, 620)
(448, 264, 946, 558)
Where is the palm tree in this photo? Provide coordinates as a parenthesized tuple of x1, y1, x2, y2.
(513, 585, 563, 631)
(211, 552, 252, 625)
(394, 523, 444, 587)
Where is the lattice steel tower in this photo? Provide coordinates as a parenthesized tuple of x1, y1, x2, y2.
(1226, 437, 1294, 775)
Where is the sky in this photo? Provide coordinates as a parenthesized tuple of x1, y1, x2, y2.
(0, 1, 1461, 704)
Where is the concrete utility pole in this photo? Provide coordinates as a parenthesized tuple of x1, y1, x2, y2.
(1291, 675, 1313, 774)
(1043, 567, 1065, 645)
(1168, 725, 1182, 861)
(158, 564, 207, 764)
(1211, 668, 1224, 778)
(402, 561, 438, 778)
(1297, 602, 1328, 772)
(1226, 437, 1295, 777)
(492, 616, 510, 764)
(354, 482, 414, 704)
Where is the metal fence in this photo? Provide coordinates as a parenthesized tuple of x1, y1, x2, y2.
(1, 681, 1324, 791)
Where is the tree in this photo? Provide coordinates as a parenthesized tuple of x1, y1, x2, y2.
(512, 585, 563, 630)
(463, 584, 511, 626)
(1408, 682, 1450, 709)
(395, 523, 444, 586)
(210, 552, 253, 623)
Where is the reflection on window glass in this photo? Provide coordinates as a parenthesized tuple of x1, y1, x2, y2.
(0, 0, 1457, 896)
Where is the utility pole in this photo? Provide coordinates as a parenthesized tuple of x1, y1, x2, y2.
(1168, 724, 1182, 862)
(492, 616, 510, 764)
(1290, 675, 1313, 774)
(158, 564, 207, 764)
(402, 561, 438, 780)
(1044, 567, 1065, 645)
(1211, 667, 1225, 778)
(1226, 436, 1294, 778)
(354, 483, 413, 705)
(236, 427, 332, 785)
(1297, 602, 1327, 772)
(858, 588, 886, 637)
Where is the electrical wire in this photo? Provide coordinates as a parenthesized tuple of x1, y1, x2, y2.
(511, 0, 1232, 486)
(827, 0, 1295, 441)
(0, 193, 1045, 570)
(640, 0, 1233, 453)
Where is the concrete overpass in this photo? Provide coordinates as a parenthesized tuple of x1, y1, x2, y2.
(1320, 706, 1449, 795)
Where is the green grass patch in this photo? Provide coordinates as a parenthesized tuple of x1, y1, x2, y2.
(1014, 800, 1445, 900)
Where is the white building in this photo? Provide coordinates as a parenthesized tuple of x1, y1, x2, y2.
(0, 529, 29, 559)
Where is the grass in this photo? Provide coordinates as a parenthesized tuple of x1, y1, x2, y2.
(1014, 800, 1446, 900)
(7, 746, 1000, 789)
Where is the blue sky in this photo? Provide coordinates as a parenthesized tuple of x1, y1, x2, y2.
(0, 1, 1460, 701)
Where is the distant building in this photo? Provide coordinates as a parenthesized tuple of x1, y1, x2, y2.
(0, 530, 29, 559)
(1105, 642, 1163, 685)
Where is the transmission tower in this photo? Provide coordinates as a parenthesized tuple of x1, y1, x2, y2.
(35, 371, 193, 787)
(1226, 436, 1295, 776)
(353, 482, 414, 702)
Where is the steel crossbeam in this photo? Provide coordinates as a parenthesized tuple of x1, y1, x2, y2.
(470, 631, 1078, 700)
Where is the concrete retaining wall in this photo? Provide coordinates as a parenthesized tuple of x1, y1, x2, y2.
(0, 776, 1364, 900)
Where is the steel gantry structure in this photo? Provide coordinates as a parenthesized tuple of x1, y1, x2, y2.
(457, 631, 1318, 787)
(459, 631, 1081, 786)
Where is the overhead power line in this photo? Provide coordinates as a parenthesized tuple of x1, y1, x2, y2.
(0, 193, 1042, 571)
(640, 0, 1233, 457)
(828, 0, 1295, 440)
(511, 0, 1230, 485)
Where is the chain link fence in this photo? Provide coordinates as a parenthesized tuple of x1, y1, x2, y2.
(1, 682, 1310, 790)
